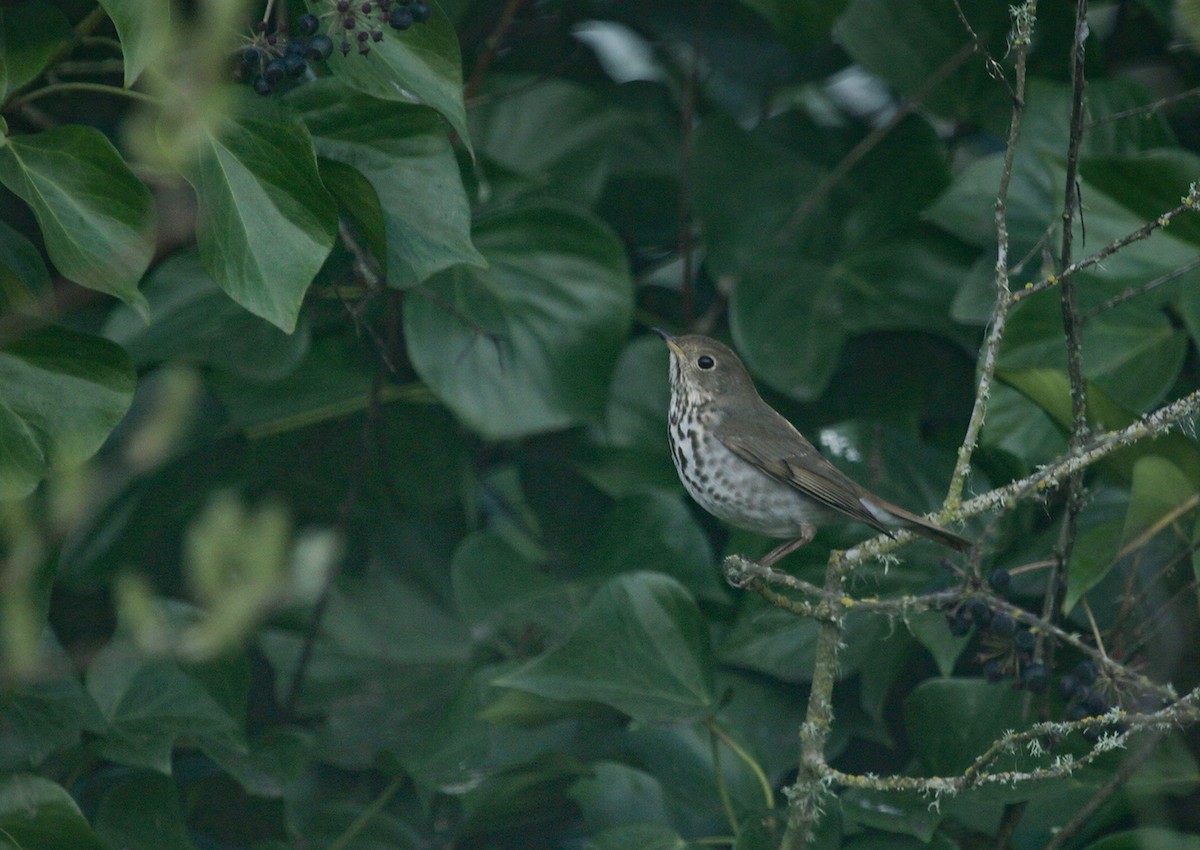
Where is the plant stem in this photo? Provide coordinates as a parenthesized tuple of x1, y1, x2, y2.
(6, 81, 159, 111)
(327, 774, 406, 850)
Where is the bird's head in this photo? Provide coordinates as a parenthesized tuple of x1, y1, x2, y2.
(652, 330, 758, 404)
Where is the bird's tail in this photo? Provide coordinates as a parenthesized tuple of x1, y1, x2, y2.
(870, 499, 972, 552)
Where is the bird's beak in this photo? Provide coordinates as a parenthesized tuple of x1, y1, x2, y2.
(652, 327, 684, 358)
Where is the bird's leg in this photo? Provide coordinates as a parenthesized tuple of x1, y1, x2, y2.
(756, 526, 815, 569)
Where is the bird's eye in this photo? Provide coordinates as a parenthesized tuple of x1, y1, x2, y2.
(697, 355, 715, 370)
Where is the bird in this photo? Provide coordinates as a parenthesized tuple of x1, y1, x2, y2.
(654, 329, 971, 567)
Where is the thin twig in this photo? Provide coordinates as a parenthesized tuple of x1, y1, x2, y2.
(1082, 255, 1200, 322)
(5, 81, 159, 111)
(1038, 732, 1166, 850)
(1, 4, 108, 111)
(775, 43, 973, 243)
(1042, 0, 1092, 675)
(709, 725, 740, 833)
(950, 0, 1016, 101)
(1084, 85, 1200, 129)
(463, 0, 529, 102)
(1012, 193, 1200, 303)
(707, 717, 776, 811)
(947, 2, 1035, 508)
(326, 774, 407, 850)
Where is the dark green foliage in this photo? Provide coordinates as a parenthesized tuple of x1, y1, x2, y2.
(0, 1, 1198, 849)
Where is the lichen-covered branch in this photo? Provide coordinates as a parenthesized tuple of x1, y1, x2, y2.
(947, 0, 1035, 508)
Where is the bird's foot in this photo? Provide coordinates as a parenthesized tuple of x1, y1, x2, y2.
(722, 554, 758, 588)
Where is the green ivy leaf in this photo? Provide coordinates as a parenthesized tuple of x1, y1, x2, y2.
(289, 79, 483, 289)
(736, 0, 847, 45)
(495, 572, 716, 723)
(0, 325, 135, 500)
(0, 672, 106, 770)
(95, 773, 198, 850)
(583, 823, 687, 850)
(0, 126, 154, 312)
(569, 762, 670, 833)
(0, 774, 107, 850)
(97, 0, 170, 87)
(904, 678, 1026, 776)
(404, 205, 633, 439)
(840, 788, 943, 842)
(588, 493, 726, 604)
(572, 337, 679, 497)
(86, 643, 242, 773)
(103, 251, 311, 381)
(834, 0, 1011, 119)
(0, 3, 72, 99)
(1000, 297, 1187, 413)
(1083, 828, 1200, 850)
(451, 531, 563, 632)
(906, 609, 970, 678)
(180, 99, 338, 333)
(0, 218, 50, 312)
(1121, 456, 1197, 550)
(470, 75, 631, 206)
(730, 250, 846, 400)
(313, 0, 471, 149)
(719, 601, 884, 683)
(258, 567, 472, 770)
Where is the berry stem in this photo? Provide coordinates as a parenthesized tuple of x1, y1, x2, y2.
(6, 81, 160, 111)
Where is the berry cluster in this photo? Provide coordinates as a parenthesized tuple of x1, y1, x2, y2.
(946, 576, 1051, 694)
(235, 0, 433, 95)
(944, 567, 1139, 741)
(321, 0, 432, 56)
(1059, 660, 1120, 741)
(236, 16, 333, 95)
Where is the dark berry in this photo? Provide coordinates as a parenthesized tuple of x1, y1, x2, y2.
(340, 38, 352, 55)
(946, 611, 972, 637)
(283, 52, 307, 76)
(1073, 660, 1098, 686)
(242, 46, 263, 64)
(1083, 691, 1108, 716)
(410, 0, 431, 21)
(297, 13, 320, 35)
(337, 0, 351, 10)
(1022, 662, 1050, 694)
(989, 613, 1017, 638)
(988, 568, 1011, 592)
(253, 76, 272, 95)
(286, 37, 309, 55)
(983, 658, 1006, 682)
(256, 20, 269, 33)
(362, 2, 373, 10)
(389, 7, 413, 28)
(1059, 674, 1080, 700)
(1014, 629, 1036, 653)
(306, 34, 334, 60)
(967, 599, 992, 626)
(343, 14, 356, 28)
(263, 58, 287, 83)
(357, 30, 370, 40)
(372, 29, 383, 41)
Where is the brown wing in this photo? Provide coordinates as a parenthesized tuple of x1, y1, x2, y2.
(714, 408, 894, 536)
(715, 404, 972, 551)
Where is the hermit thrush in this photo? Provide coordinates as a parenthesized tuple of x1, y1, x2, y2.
(655, 330, 970, 567)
